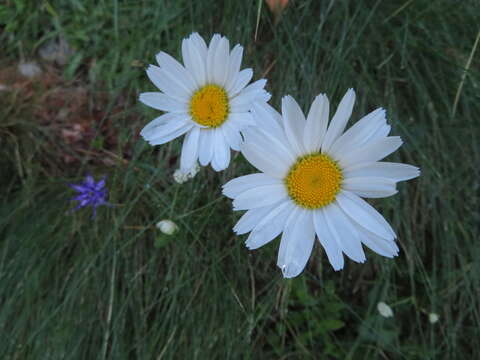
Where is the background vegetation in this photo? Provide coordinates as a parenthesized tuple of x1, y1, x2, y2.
(1, 0, 479, 358)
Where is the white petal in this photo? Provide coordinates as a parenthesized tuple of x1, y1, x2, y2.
(225, 44, 243, 91)
(233, 203, 280, 235)
(206, 34, 221, 83)
(323, 203, 366, 263)
(212, 37, 230, 86)
(354, 223, 399, 258)
(242, 127, 296, 165)
(370, 124, 391, 140)
(145, 122, 193, 146)
(221, 121, 243, 151)
(155, 51, 196, 92)
(230, 89, 262, 109)
(338, 136, 403, 168)
(232, 183, 288, 211)
(344, 162, 420, 182)
(228, 112, 255, 128)
(246, 200, 296, 250)
(189, 33, 208, 58)
(277, 209, 315, 278)
(223, 173, 281, 199)
(321, 88, 356, 153)
(211, 129, 230, 171)
(229, 68, 253, 96)
(240, 140, 291, 179)
(313, 209, 344, 271)
(182, 37, 206, 87)
(140, 113, 178, 138)
(139, 92, 187, 113)
(304, 94, 329, 153)
(281, 96, 306, 156)
(146, 65, 190, 101)
(329, 108, 386, 157)
(342, 177, 398, 198)
(198, 129, 215, 166)
(355, 110, 389, 147)
(141, 116, 188, 141)
(277, 207, 299, 268)
(180, 126, 200, 172)
(231, 78, 267, 99)
(336, 191, 396, 240)
(251, 101, 284, 140)
(260, 90, 272, 103)
(230, 80, 268, 112)
(237, 78, 267, 95)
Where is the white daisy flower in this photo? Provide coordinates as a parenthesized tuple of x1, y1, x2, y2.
(428, 313, 439, 324)
(139, 32, 270, 172)
(377, 302, 394, 318)
(223, 89, 420, 278)
(156, 219, 178, 235)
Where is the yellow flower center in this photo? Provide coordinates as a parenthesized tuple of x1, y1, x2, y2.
(189, 84, 229, 127)
(285, 153, 343, 209)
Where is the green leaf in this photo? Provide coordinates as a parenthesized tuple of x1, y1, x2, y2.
(320, 319, 345, 332)
(64, 51, 84, 80)
(154, 234, 174, 249)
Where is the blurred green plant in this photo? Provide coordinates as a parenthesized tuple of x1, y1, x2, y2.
(268, 280, 345, 358)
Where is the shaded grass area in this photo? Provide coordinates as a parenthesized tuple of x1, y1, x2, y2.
(1, 0, 479, 358)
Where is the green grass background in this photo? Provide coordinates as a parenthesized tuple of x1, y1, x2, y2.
(1, 0, 479, 358)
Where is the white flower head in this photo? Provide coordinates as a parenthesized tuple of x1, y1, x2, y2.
(156, 219, 178, 235)
(223, 89, 420, 278)
(429, 313, 439, 324)
(18, 61, 42, 78)
(377, 302, 394, 318)
(173, 162, 200, 184)
(139, 32, 270, 172)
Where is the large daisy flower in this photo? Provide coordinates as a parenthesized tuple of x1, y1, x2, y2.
(139, 33, 270, 172)
(223, 89, 420, 278)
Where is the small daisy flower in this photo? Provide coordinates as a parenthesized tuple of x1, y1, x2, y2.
(377, 302, 394, 318)
(429, 313, 439, 324)
(173, 162, 200, 184)
(69, 175, 109, 217)
(139, 32, 270, 172)
(223, 89, 420, 278)
(156, 219, 179, 235)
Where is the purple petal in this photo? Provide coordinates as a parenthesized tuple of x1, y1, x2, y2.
(80, 199, 90, 206)
(69, 184, 88, 192)
(70, 194, 88, 202)
(94, 179, 106, 191)
(85, 175, 95, 186)
(72, 202, 86, 212)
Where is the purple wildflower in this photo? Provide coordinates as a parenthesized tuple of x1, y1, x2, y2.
(69, 174, 109, 217)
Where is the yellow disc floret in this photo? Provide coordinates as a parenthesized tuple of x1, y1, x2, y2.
(190, 84, 229, 127)
(285, 153, 343, 209)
